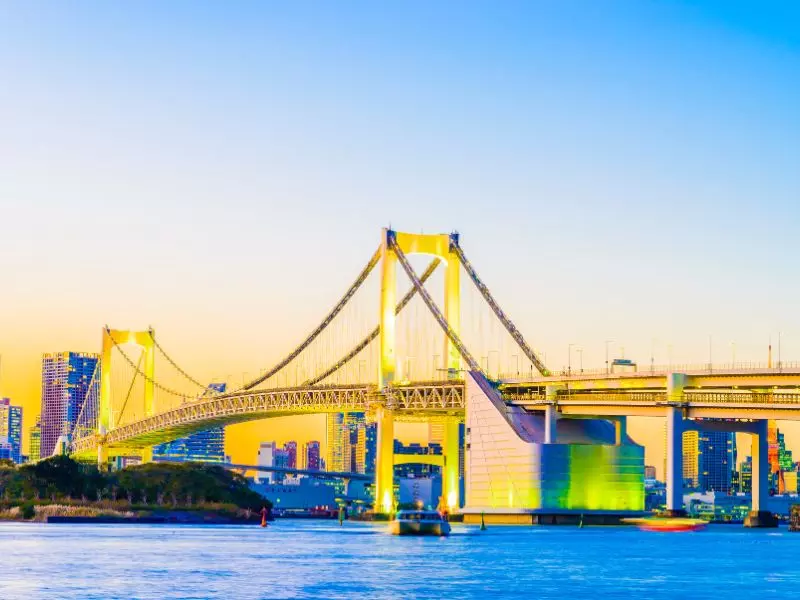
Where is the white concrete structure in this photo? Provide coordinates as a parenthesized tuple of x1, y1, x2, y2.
(256, 441, 276, 484)
(464, 372, 644, 517)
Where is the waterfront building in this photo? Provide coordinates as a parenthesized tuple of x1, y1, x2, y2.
(250, 477, 371, 511)
(284, 441, 297, 469)
(682, 428, 735, 492)
(327, 413, 375, 473)
(682, 431, 699, 487)
(778, 430, 793, 470)
(28, 418, 41, 462)
(152, 427, 225, 463)
(302, 440, 321, 470)
(40, 352, 99, 458)
(398, 476, 442, 509)
(739, 456, 752, 494)
(698, 431, 735, 492)
(153, 384, 226, 463)
(428, 422, 444, 445)
(0, 398, 23, 463)
(273, 447, 291, 482)
(394, 440, 442, 478)
(257, 441, 276, 483)
(0, 440, 12, 461)
(784, 471, 798, 495)
(365, 421, 377, 474)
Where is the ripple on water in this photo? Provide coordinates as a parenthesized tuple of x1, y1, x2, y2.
(1, 522, 799, 599)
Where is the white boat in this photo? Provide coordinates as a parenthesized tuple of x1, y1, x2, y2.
(389, 510, 451, 536)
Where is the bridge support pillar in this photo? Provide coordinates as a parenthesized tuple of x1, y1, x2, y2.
(97, 443, 109, 471)
(442, 420, 460, 511)
(544, 406, 559, 444)
(664, 372, 687, 517)
(544, 385, 559, 444)
(139, 447, 153, 465)
(374, 405, 395, 514)
(745, 419, 778, 528)
(665, 406, 685, 517)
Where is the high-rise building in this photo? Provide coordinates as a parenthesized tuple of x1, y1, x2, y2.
(682, 431, 699, 487)
(40, 352, 99, 458)
(257, 441, 276, 483)
(273, 448, 291, 482)
(778, 430, 793, 470)
(153, 427, 225, 463)
(0, 398, 23, 463)
(428, 423, 445, 445)
(284, 441, 297, 469)
(740, 456, 753, 494)
(365, 422, 377, 474)
(327, 413, 375, 474)
(302, 441, 321, 471)
(697, 431, 735, 492)
(28, 418, 41, 462)
(784, 471, 798, 495)
(153, 383, 227, 463)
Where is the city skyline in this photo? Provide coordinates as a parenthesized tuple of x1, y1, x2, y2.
(1, 2, 799, 472)
(3, 3, 800, 597)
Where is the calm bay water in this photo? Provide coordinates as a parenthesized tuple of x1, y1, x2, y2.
(0, 521, 796, 599)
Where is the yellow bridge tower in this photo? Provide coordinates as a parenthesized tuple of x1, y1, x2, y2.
(375, 229, 462, 514)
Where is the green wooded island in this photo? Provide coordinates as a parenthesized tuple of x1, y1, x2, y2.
(0, 456, 271, 523)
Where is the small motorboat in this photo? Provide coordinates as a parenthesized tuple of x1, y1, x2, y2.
(624, 517, 707, 532)
(389, 510, 451, 536)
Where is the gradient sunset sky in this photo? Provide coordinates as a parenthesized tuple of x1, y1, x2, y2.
(1, 2, 798, 470)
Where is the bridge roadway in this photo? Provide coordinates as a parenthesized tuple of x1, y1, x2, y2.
(73, 366, 800, 458)
(153, 458, 373, 481)
(71, 381, 465, 458)
(503, 365, 800, 420)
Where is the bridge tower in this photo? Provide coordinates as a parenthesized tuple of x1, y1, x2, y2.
(375, 229, 462, 514)
(98, 328, 156, 467)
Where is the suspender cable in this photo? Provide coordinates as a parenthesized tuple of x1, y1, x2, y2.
(390, 237, 484, 377)
(238, 246, 382, 391)
(148, 330, 209, 391)
(451, 242, 550, 376)
(303, 257, 442, 386)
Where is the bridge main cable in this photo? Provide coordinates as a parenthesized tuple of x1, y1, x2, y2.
(303, 257, 442, 385)
(390, 236, 484, 376)
(238, 246, 383, 391)
(451, 241, 550, 376)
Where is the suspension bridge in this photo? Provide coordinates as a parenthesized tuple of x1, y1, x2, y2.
(63, 228, 800, 525)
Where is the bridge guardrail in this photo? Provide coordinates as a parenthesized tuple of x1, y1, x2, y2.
(506, 391, 800, 406)
(499, 361, 800, 381)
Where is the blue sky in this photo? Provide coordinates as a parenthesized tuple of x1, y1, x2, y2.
(1, 2, 798, 463)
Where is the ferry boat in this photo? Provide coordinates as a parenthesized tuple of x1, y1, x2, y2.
(389, 510, 451, 536)
(624, 517, 707, 532)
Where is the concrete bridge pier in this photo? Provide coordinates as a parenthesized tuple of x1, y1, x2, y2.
(140, 447, 153, 465)
(664, 373, 687, 517)
(745, 419, 778, 528)
(544, 385, 560, 444)
(374, 405, 395, 514)
(665, 405, 685, 517)
(442, 420, 461, 511)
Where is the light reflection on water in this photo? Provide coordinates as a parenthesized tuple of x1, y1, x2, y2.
(1, 521, 798, 599)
